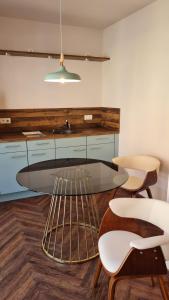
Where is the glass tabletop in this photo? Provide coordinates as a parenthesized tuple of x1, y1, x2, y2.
(16, 158, 128, 196)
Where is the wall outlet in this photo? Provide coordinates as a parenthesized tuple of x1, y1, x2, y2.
(0, 118, 11, 124)
(84, 115, 93, 121)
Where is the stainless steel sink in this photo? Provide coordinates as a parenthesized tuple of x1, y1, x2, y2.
(53, 129, 78, 134)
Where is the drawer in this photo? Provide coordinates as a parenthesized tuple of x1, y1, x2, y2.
(87, 143, 115, 162)
(87, 134, 114, 145)
(0, 141, 27, 153)
(55, 137, 86, 148)
(28, 148, 55, 165)
(28, 149, 55, 165)
(27, 139, 55, 150)
(56, 146, 86, 159)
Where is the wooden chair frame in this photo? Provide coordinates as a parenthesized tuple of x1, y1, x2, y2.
(112, 155, 160, 198)
(93, 208, 169, 300)
(128, 169, 158, 198)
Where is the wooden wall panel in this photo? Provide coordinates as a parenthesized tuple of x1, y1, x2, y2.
(0, 107, 120, 133)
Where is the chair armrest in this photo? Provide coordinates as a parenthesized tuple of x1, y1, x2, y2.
(130, 234, 169, 250)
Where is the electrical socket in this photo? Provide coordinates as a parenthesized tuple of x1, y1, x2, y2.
(0, 118, 11, 124)
(84, 115, 93, 121)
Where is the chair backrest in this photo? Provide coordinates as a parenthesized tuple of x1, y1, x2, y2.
(109, 198, 169, 260)
(112, 155, 160, 173)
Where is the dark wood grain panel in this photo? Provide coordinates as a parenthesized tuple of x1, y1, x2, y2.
(0, 107, 120, 134)
(0, 189, 168, 299)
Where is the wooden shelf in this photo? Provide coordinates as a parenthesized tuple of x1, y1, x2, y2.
(0, 49, 110, 62)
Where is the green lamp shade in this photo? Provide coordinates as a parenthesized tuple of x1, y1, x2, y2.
(44, 65, 81, 83)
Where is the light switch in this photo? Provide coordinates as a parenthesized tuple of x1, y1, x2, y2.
(84, 115, 93, 120)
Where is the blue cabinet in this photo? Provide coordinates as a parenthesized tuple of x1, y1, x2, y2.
(28, 149, 55, 164)
(27, 139, 55, 164)
(27, 139, 55, 150)
(87, 134, 116, 162)
(56, 146, 86, 159)
(0, 142, 28, 195)
(87, 134, 114, 145)
(55, 137, 86, 148)
(0, 141, 27, 153)
(87, 143, 114, 162)
(56, 137, 86, 159)
(55, 135, 118, 162)
(0, 134, 119, 201)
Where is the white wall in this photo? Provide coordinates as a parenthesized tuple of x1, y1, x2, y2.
(0, 17, 103, 108)
(102, 0, 169, 200)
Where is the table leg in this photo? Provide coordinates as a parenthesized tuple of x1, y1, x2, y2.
(42, 173, 99, 264)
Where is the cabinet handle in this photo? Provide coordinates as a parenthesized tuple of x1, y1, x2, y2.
(6, 144, 21, 148)
(73, 149, 85, 152)
(11, 155, 27, 159)
(90, 147, 101, 150)
(95, 137, 110, 140)
(36, 142, 50, 145)
(31, 153, 46, 156)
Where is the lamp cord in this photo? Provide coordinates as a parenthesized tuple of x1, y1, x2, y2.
(59, 0, 64, 65)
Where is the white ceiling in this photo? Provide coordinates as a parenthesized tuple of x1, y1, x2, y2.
(0, 0, 157, 29)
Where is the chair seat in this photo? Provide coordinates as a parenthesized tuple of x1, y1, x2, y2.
(121, 176, 143, 191)
(98, 230, 141, 273)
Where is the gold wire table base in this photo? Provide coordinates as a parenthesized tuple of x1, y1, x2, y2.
(42, 222, 99, 264)
(42, 169, 100, 264)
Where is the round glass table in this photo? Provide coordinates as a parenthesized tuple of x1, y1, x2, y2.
(17, 158, 128, 264)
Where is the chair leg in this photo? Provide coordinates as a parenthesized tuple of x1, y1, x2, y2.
(131, 192, 137, 198)
(108, 277, 119, 300)
(93, 259, 102, 288)
(146, 187, 153, 198)
(158, 275, 169, 300)
(112, 187, 121, 199)
(151, 276, 155, 287)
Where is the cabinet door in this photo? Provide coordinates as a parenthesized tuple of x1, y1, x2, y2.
(28, 149, 55, 165)
(55, 137, 86, 147)
(0, 152, 28, 194)
(0, 141, 27, 153)
(87, 134, 114, 145)
(56, 146, 86, 159)
(87, 143, 114, 162)
(27, 139, 55, 150)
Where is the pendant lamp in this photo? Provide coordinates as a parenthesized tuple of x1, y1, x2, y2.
(44, 0, 81, 83)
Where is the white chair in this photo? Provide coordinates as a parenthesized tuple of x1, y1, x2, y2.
(112, 155, 160, 198)
(93, 197, 169, 300)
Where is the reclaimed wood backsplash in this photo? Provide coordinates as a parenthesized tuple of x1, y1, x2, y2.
(0, 107, 120, 133)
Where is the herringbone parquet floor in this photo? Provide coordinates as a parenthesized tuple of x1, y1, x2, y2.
(0, 191, 168, 300)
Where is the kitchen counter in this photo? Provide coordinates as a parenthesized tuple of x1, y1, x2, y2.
(0, 127, 118, 143)
(0, 126, 119, 202)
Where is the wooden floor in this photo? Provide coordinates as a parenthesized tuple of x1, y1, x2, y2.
(0, 191, 168, 300)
